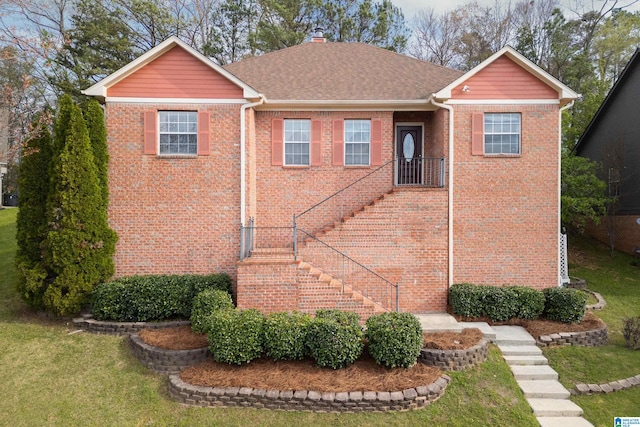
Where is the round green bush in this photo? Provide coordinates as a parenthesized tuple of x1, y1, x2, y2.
(190, 289, 235, 334)
(306, 310, 363, 369)
(508, 286, 545, 320)
(263, 311, 312, 361)
(481, 287, 517, 322)
(366, 312, 423, 368)
(207, 308, 264, 365)
(449, 283, 484, 318)
(543, 287, 587, 323)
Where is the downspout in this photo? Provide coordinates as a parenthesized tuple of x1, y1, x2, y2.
(429, 96, 455, 290)
(240, 95, 265, 227)
(558, 100, 575, 286)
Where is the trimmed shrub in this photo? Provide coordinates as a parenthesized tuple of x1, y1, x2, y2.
(543, 287, 587, 323)
(366, 312, 423, 369)
(480, 287, 517, 322)
(190, 289, 235, 334)
(449, 283, 484, 318)
(508, 286, 545, 320)
(263, 311, 312, 361)
(306, 310, 363, 369)
(207, 308, 264, 365)
(91, 273, 232, 322)
(622, 317, 640, 350)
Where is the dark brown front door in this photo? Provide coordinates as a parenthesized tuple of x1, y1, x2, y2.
(396, 126, 423, 185)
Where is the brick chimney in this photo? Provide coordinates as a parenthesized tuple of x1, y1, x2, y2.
(311, 27, 326, 43)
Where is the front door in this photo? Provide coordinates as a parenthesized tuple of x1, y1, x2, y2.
(396, 126, 423, 185)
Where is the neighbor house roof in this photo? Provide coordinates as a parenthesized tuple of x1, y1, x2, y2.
(223, 42, 463, 103)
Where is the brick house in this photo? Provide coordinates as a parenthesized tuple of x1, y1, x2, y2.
(83, 36, 578, 318)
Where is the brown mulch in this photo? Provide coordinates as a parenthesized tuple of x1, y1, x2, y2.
(451, 311, 606, 339)
(180, 352, 442, 393)
(139, 326, 208, 350)
(423, 328, 484, 350)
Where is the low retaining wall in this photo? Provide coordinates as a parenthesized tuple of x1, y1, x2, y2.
(418, 339, 488, 371)
(129, 334, 210, 374)
(574, 374, 640, 395)
(537, 326, 608, 347)
(72, 317, 190, 335)
(168, 374, 450, 412)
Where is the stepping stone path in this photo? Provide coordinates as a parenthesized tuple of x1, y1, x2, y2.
(417, 315, 594, 427)
(492, 325, 594, 427)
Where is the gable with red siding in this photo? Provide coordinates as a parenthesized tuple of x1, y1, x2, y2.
(451, 56, 558, 100)
(108, 46, 244, 99)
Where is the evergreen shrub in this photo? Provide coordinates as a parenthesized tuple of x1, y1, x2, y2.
(543, 287, 587, 323)
(207, 308, 264, 365)
(622, 317, 640, 350)
(263, 311, 312, 361)
(366, 312, 422, 368)
(481, 286, 517, 322)
(190, 289, 235, 334)
(508, 286, 545, 320)
(305, 310, 363, 369)
(449, 283, 484, 318)
(91, 273, 232, 322)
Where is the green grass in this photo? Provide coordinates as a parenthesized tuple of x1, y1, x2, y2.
(0, 208, 538, 426)
(543, 233, 640, 427)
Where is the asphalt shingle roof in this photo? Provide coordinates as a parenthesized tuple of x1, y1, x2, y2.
(223, 42, 463, 101)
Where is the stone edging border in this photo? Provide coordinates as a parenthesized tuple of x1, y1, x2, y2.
(129, 334, 210, 374)
(573, 374, 640, 395)
(418, 339, 489, 371)
(168, 374, 451, 412)
(585, 290, 606, 311)
(536, 326, 608, 347)
(72, 316, 190, 335)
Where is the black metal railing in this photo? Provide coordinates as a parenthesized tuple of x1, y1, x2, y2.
(297, 230, 398, 312)
(396, 157, 445, 187)
(240, 218, 295, 260)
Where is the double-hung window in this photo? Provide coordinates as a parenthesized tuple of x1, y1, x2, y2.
(159, 111, 198, 155)
(344, 119, 370, 166)
(484, 113, 521, 155)
(284, 119, 310, 166)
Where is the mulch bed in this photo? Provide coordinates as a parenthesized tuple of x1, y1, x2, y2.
(139, 326, 208, 350)
(423, 328, 484, 350)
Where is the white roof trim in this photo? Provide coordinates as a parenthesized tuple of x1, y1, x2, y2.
(433, 46, 579, 105)
(255, 99, 438, 111)
(104, 97, 249, 104)
(81, 36, 260, 100)
(444, 99, 560, 105)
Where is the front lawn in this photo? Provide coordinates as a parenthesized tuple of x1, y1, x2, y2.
(0, 208, 538, 427)
(543, 233, 640, 427)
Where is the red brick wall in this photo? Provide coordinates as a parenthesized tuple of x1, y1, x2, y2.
(585, 215, 640, 255)
(105, 102, 243, 278)
(452, 104, 560, 288)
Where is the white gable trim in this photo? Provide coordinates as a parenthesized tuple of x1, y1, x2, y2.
(104, 97, 249, 104)
(82, 36, 260, 100)
(444, 99, 560, 105)
(433, 46, 579, 105)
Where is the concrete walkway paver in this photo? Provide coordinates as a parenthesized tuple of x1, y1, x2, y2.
(422, 316, 594, 427)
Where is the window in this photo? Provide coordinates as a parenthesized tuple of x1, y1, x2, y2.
(344, 119, 370, 165)
(159, 111, 198, 155)
(484, 113, 521, 155)
(284, 119, 310, 165)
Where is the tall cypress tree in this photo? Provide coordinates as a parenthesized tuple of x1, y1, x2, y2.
(42, 102, 117, 315)
(83, 98, 109, 210)
(15, 112, 54, 309)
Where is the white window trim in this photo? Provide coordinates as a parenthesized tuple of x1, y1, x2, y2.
(283, 118, 311, 166)
(344, 119, 371, 166)
(484, 112, 521, 156)
(158, 111, 198, 156)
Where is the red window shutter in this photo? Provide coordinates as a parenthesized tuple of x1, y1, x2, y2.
(272, 118, 284, 166)
(471, 113, 484, 156)
(371, 119, 383, 165)
(332, 120, 344, 166)
(310, 119, 322, 166)
(197, 111, 211, 155)
(143, 110, 157, 154)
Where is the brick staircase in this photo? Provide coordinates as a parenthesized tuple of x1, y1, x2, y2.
(237, 187, 449, 318)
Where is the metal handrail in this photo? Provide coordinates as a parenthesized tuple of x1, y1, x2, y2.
(297, 229, 398, 312)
